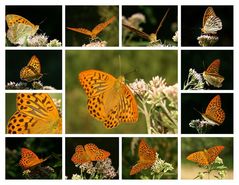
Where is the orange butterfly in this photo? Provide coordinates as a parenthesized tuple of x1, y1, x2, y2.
(20, 55, 43, 82)
(200, 95, 225, 126)
(19, 148, 49, 170)
(71, 143, 110, 165)
(79, 69, 138, 129)
(130, 139, 156, 175)
(201, 7, 222, 34)
(123, 9, 169, 43)
(67, 16, 116, 39)
(202, 59, 224, 88)
(186, 145, 224, 166)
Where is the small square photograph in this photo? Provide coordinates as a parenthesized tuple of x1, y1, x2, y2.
(5, 5, 62, 47)
(122, 6, 178, 47)
(6, 93, 62, 134)
(181, 50, 233, 90)
(181, 93, 233, 134)
(181, 137, 233, 179)
(6, 137, 62, 179)
(66, 50, 177, 134)
(181, 6, 233, 46)
(65, 6, 119, 47)
(6, 50, 62, 90)
(65, 137, 119, 180)
(122, 137, 177, 179)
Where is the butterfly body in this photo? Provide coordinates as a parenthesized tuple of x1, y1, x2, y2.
(202, 59, 224, 88)
(186, 145, 224, 166)
(67, 16, 115, 40)
(71, 143, 110, 165)
(201, 7, 222, 35)
(130, 139, 156, 175)
(6, 14, 39, 44)
(20, 55, 43, 82)
(7, 93, 62, 134)
(19, 148, 48, 170)
(79, 69, 138, 129)
(200, 95, 225, 126)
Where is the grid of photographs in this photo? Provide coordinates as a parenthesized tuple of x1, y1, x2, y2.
(2, 0, 235, 182)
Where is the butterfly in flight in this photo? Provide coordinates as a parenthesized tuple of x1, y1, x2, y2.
(123, 8, 169, 43)
(186, 145, 224, 166)
(130, 139, 156, 175)
(79, 69, 138, 129)
(20, 55, 43, 82)
(201, 7, 222, 35)
(199, 95, 225, 126)
(202, 59, 224, 88)
(67, 16, 116, 40)
(19, 148, 49, 170)
(71, 143, 110, 165)
(6, 14, 39, 44)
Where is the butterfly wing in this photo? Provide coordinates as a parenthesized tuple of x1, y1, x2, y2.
(130, 139, 156, 175)
(7, 93, 61, 134)
(123, 23, 150, 41)
(186, 150, 209, 166)
(6, 14, 39, 39)
(203, 95, 225, 125)
(202, 7, 216, 28)
(19, 148, 46, 169)
(67, 27, 93, 37)
(92, 16, 116, 37)
(207, 145, 224, 164)
(85, 143, 110, 161)
(71, 145, 91, 164)
(20, 55, 43, 82)
(203, 59, 224, 88)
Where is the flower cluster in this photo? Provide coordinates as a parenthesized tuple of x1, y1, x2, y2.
(197, 35, 219, 47)
(189, 119, 216, 134)
(70, 158, 118, 180)
(172, 31, 178, 42)
(129, 76, 178, 134)
(6, 81, 56, 90)
(193, 156, 228, 180)
(183, 68, 205, 90)
(82, 40, 107, 47)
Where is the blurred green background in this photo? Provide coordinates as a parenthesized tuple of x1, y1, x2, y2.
(122, 6, 178, 46)
(65, 137, 119, 179)
(65, 50, 177, 133)
(5, 93, 62, 133)
(122, 137, 178, 179)
(6, 137, 62, 179)
(181, 137, 233, 179)
(6, 50, 62, 89)
(65, 6, 119, 46)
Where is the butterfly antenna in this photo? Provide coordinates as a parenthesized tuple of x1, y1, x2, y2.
(193, 107, 203, 116)
(39, 17, 47, 26)
(155, 8, 170, 35)
(118, 55, 122, 76)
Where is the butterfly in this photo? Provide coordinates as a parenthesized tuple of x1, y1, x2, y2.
(7, 93, 62, 134)
(71, 143, 110, 165)
(186, 145, 224, 166)
(20, 55, 43, 82)
(123, 9, 169, 43)
(79, 69, 138, 129)
(6, 14, 39, 44)
(201, 7, 222, 34)
(202, 59, 224, 88)
(67, 16, 116, 40)
(130, 139, 156, 175)
(200, 95, 225, 126)
(19, 148, 49, 170)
